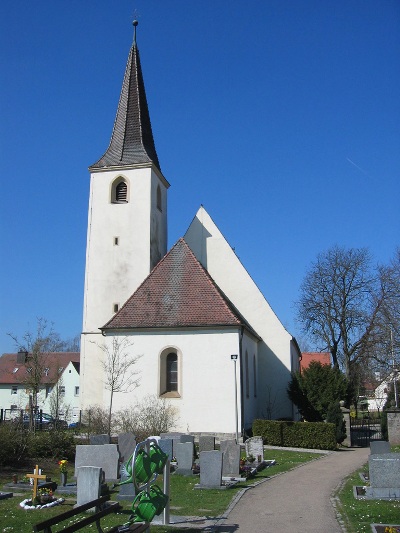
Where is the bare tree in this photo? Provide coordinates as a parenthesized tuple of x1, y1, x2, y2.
(296, 246, 382, 378)
(93, 336, 142, 435)
(7, 318, 65, 424)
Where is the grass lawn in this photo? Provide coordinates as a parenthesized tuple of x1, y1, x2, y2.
(335, 446, 400, 533)
(0, 448, 323, 532)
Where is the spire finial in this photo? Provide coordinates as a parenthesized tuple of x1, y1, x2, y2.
(133, 20, 138, 45)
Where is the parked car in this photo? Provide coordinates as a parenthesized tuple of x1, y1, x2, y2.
(22, 412, 68, 430)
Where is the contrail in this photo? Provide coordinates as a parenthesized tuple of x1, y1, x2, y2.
(346, 157, 371, 178)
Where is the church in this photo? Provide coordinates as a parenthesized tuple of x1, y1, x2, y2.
(80, 21, 301, 438)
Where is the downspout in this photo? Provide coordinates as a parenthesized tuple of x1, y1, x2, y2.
(239, 326, 245, 440)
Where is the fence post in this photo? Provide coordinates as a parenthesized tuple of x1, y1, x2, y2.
(340, 402, 351, 447)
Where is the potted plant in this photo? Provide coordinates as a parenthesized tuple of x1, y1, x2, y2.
(58, 459, 68, 486)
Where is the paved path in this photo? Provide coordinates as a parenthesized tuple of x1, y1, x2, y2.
(212, 447, 369, 532)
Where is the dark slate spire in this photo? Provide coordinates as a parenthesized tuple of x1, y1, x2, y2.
(90, 21, 161, 171)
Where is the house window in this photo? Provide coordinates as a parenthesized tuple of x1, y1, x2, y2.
(157, 184, 162, 211)
(113, 303, 119, 313)
(114, 237, 119, 246)
(59, 386, 65, 396)
(11, 386, 17, 395)
(46, 385, 52, 397)
(160, 348, 180, 398)
(75, 386, 80, 396)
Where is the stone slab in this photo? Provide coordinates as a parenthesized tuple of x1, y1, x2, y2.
(158, 438, 173, 461)
(0, 492, 13, 500)
(220, 440, 240, 477)
(89, 434, 111, 445)
(76, 466, 102, 509)
(75, 444, 120, 481)
(118, 433, 136, 465)
(245, 436, 264, 462)
(199, 436, 215, 453)
(370, 440, 391, 455)
(199, 451, 223, 488)
(175, 442, 194, 476)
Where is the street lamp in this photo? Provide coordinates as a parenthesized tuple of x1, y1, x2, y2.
(231, 354, 239, 444)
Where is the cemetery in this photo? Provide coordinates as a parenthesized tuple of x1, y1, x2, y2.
(0, 429, 307, 531)
(1, 427, 399, 531)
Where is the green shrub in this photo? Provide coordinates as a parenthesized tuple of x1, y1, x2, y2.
(252, 419, 337, 450)
(30, 430, 75, 460)
(0, 423, 31, 466)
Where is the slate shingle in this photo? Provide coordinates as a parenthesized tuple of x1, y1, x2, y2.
(90, 42, 160, 172)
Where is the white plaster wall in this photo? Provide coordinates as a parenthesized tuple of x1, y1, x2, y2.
(82, 166, 167, 333)
(81, 165, 168, 410)
(97, 329, 244, 434)
(184, 207, 298, 420)
(42, 362, 80, 423)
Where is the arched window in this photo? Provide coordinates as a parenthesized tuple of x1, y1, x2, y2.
(156, 184, 162, 211)
(111, 177, 129, 203)
(160, 348, 180, 397)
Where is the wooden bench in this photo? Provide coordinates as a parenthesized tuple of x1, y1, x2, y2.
(33, 495, 122, 533)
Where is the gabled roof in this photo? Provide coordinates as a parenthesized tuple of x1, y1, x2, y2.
(90, 25, 161, 172)
(0, 352, 80, 385)
(300, 352, 331, 371)
(102, 238, 258, 335)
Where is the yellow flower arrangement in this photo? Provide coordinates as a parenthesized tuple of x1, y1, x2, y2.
(58, 459, 68, 473)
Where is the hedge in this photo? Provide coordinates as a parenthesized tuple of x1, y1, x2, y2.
(252, 419, 337, 450)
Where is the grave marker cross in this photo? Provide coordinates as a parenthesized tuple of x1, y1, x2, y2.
(26, 464, 46, 500)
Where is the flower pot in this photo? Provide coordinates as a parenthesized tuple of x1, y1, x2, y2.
(40, 494, 52, 504)
(61, 472, 67, 486)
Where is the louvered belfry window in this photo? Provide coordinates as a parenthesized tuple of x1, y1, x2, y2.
(116, 181, 128, 202)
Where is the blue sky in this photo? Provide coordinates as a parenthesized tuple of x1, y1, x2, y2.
(1, 1, 399, 354)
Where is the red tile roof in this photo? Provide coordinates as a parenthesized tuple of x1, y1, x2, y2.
(103, 238, 254, 332)
(0, 352, 79, 384)
(300, 352, 331, 371)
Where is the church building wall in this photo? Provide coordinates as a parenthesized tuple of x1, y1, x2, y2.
(185, 208, 298, 420)
(98, 328, 252, 435)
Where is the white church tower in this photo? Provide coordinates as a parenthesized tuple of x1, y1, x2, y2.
(80, 21, 169, 408)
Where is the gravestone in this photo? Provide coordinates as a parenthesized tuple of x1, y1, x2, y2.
(76, 466, 102, 510)
(245, 436, 264, 463)
(158, 438, 173, 461)
(160, 432, 184, 457)
(199, 435, 215, 453)
(118, 433, 136, 466)
(175, 442, 194, 475)
(116, 433, 136, 501)
(387, 410, 400, 445)
(180, 435, 195, 458)
(75, 444, 120, 481)
(198, 451, 223, 488)
(89, 434, 111, 445)
(365, 453, 400, 499)
(370, 440, 391, 455)
(220, 440, 240, 477)
(0, 492, 13, 500)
